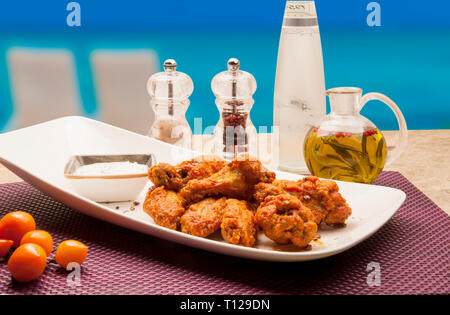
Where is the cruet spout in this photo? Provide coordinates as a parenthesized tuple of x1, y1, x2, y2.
(326, 87, 363, 115)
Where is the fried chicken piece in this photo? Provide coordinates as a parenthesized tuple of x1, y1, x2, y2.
(148, 155, 226, 191)
(180, 166, 248, 203)
(253, 177, 352, 226)
(143, 187, 186, 230)
(253, 182, 285, 204)
(180, 155, 275, 203)
(221, 199, 257, 247)
(178, 155, 227, 180)
(246, 201, 259, 212)
(232, 154, 276, 184)
(255, 194, 317, 248)
(148, 163, 184, 191)
(180, 197, 227, 237)
(276, 177, 352, 226)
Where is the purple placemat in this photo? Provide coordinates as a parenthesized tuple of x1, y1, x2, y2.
(0, 171, 448, 295)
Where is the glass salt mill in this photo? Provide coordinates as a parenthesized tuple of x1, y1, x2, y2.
(147, 59, 193, 149)
(211, 58, 258, 160)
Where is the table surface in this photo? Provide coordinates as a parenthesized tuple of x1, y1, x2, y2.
(1, 129, 449, 214)
(1, 171, 448, 294)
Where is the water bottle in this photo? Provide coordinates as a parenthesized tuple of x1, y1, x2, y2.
(274, 0, 326, 173)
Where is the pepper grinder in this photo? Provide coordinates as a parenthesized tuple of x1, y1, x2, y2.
(211, 58, 258, 159)
(147, 59, 193, 149)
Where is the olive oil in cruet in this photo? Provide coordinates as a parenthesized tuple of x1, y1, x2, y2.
(303, 87, 408, 184)
(304, 127, 387, 183)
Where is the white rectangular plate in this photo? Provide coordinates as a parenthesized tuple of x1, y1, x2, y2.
(0, 117, 406, 262)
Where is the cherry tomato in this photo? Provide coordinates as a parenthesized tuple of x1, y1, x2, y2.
(0, 239, 14, 258)
(8, 243, 47, 282)
(0, 212, 36, 247)
(20, 230, 53, 256)
(55, 240, 88, 269)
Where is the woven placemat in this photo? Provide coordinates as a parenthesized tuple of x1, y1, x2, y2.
(0, 171, 448, 295)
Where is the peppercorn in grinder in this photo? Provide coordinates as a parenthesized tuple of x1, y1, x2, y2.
(211, 58, 258, 160)
(147, 59, 193, 149)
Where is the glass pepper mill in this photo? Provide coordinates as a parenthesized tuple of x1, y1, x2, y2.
(211, 58, 258, 159)
(147, 59, 193, 149)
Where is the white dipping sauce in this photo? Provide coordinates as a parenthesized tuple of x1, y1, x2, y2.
(74, 161, 148, 176)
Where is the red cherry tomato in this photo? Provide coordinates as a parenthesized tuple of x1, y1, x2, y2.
(0, 239, 14, 257)
(55, 240, 88, 269)
(20, 230, 53, 256)
(0, 212, 36, 247)
(8, 243, 47, 282)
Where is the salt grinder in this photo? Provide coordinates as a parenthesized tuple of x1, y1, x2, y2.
(211, 58, 258, 159)
(147, 59, 193, 149)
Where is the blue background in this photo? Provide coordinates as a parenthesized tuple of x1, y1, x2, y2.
(0, 0, 449, 132)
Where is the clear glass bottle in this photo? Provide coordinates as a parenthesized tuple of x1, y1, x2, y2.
(147, 59, 193, 149)
(211, 58, 258, 160)
(304, 87, 408, 184)
(274, 1, 326, 173)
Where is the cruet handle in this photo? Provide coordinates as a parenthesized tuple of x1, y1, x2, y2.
(359, 93, 408, 166)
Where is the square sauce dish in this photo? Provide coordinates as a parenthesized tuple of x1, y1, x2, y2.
(64, 154, 155, 202)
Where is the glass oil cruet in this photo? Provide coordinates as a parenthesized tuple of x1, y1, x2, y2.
(211, 58, 258, 159)
(304, 87, 408, 184)
(147, 59, 193, 149)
